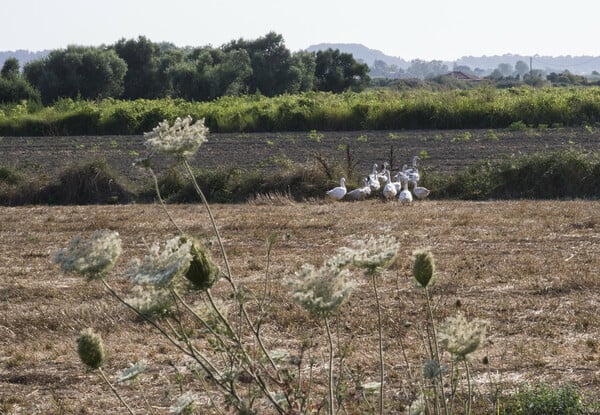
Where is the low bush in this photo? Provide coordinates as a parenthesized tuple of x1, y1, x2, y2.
(501, 382, 588, 415)
(38, 159, 135, 205)
(432, 150, 600, 200)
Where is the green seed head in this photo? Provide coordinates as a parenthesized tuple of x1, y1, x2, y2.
(413, 248, 435, 288)
(181, 237, 220, 291)
(76, 328, 106, 369)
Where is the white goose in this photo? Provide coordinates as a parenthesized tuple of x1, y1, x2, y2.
(326, 177, 346, 201)
(368, 164, 381, 193)
(406, 156, 420, 188)
(382, 170, 397, 201)
(346, 177, 370, 201)
(412, 185, 431, 200)
(398, 177, 413, 205)
(395, 164, 409, 191)
(377, 162, 390, 184)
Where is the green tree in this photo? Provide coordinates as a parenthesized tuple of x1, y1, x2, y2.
(215, 49, 252, 96)
(23, 46, 126, 103)
(407, 59, 449, 79)
(1, 57, 20, 80)
(314, 48, 370, 92)
(497, 63, 514, 77)
(0, 58, 41, 104)
(155, 48, 186, 97)
(515, 60, 529, 77)
(289, 50, 316, 92)
(0, 77, 41, 104)
(371, 59, 391, 78)
(114, 36, 163, 99)
(223, 32, 297, 96)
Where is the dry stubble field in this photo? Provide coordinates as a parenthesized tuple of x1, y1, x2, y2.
(1, 198, 599, 414)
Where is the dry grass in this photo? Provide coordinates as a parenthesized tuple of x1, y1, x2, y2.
(1, 200, 599, 414)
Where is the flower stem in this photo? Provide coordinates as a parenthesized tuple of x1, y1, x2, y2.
(182, 159, 279, 373)
(149, 167, 184, 235)
(324, 316, 335, 415)
(98, 367, 136, 415)
(465, 360, 472, 415)
(371, 273, 384, 415)
(425, 287, 448, 415)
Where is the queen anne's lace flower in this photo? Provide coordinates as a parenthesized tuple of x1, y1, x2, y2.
(290, 262, 357, 317)
(438, 313, 488, 360)
(76, 328, 106, 369)
(144, 115, 209, 159)
(54, 230, 122, 279)
(126, 237, 192, 287)
(341, 235, 400, 275)
(413, 248, 435, 288)
(125, 285, 174, 315)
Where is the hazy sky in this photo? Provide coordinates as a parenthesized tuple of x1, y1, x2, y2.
(3, 0, 599, 61)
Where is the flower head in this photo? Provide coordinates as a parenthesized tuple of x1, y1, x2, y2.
(289, 262, 357, 318)
(412, 248, 435, 288)
(438, 313, 488, 360)
(54, 230, 122, 279)
(125, 285, 175, 316)
(182, 236, 220, 291)
(341, 235, 400, 276)
(144, 115, 208, 159)
(423, 358, 445, 379)
(76, 328, 106, 369)
(126, 237, 192, 287)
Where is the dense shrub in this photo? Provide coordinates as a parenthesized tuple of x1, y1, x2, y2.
(2, 87, 600, 135)
(432, 150, 600, 200)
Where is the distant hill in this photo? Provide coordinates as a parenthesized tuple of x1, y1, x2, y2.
(306, 43, 600, 74)
(306, 43, 411, 69)
(0, 50, 50, 69)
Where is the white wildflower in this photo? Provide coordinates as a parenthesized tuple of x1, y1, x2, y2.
(169, 391, 198, 414)
(126, 237, 192, 287)
(125, 285, 174, 315)
(144, 115, 209, 159)
(438, 313, 488, 360)
(54, 230, 122, 279)
(341, 235, 399, 275)
(289, 262, 357, 317)
(117, 360, 148, 383)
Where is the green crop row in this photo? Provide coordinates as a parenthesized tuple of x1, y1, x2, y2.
(1, 86, 600, 136)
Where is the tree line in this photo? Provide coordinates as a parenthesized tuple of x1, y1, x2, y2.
(0, 32, 370, 105)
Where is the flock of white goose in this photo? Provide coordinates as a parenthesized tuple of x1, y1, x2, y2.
(326, 156, 430, 204)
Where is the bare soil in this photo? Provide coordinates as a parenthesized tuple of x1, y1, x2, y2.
(1, 200, 599, 414)
(2, 127, 600, 186)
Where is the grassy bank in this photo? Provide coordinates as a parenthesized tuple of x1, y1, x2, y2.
(1, 149, 599, 205)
